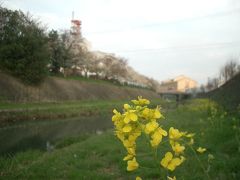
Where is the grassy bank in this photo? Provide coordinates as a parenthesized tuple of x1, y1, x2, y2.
(205, 72, 240, 112)
(0, 100, 120, 127)
(0, 99, 169, 127)
(0, 99, 239, 179)
(0, 72, 160, 103)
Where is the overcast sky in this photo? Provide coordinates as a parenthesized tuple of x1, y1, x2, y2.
(3, 0, 240, 84)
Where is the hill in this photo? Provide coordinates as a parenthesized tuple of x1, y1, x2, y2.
(0, 73, 160, 102)
(206, 72, 240, 112)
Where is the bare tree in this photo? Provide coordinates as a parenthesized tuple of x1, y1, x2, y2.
(199, 84, 205, 93)
(147, 78, 160, 91)
(99, 55, 128, 80)
(110, 57, 128, 79)
(206, 77, 220, 91)
(212, 78, 219, 89)
(220, 58, 239, 83)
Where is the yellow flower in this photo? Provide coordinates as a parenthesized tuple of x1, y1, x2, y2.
(131, 96, 150, 106)
(185, 133, 195, 138)
(138, 98, 150, 105)
(208, 154, 215, 162)
(116, 131, 124, 141)
(122, 125, 132, 133)
(111, 97, 196, 176)
(127, 157, 139, 171)
(197, 147, 206, 153)
(136, 176, 142, 180)
(142, 108, 150, 118)
(188, 138, 194, 145)
(112, 109, 122, 122)
(154, 108, 163, 119)
(145, 121, 159, 134)
(131, 100, 139, 105)
(158, 127, 168, 136)
(123, 111, 138, 123)
(167, 176, 176, 180)
(128, 134, 139, 142)
(123, 154, 134, 161)
(123, 140, 135, 148)
(124, 104, 131, 110)
(150, 127, 167, 147)
(169, 127, 183, 140)
(172, 143, 185, 155)
(160, 152, 184, 171)
(127, 147, 136, 156)
(150, 133, 162, 147)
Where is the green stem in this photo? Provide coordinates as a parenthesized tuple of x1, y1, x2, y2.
(137, 152, 153, 157)
(166, 170, 169, 179)
(188, 144, 211, 180)
(139, 165, 153, 170)
(153, 147, 159, 169)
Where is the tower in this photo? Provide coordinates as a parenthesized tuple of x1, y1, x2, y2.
(70, 11, 81, 37)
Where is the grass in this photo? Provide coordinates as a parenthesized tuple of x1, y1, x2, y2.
(60, 75, 120, 87)
(0, 98, 239, 179)
(205, 72, 240, 113)
(0, 72, 160, 104)
(0, 100, 120, 127)
(54, 75, 152, 91)
(0, 99, 168, 127)
(0, 99, 125, 110)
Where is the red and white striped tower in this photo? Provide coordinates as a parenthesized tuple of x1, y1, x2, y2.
(70, 11, 81, 37)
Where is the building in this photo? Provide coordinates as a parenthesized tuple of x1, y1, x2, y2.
(157, 75, 198, 93)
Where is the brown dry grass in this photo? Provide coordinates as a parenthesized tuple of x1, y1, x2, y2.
(0, 73, 160, 102)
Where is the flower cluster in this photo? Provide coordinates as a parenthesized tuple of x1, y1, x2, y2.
(112, 97, 206, 179)
(112, 96, 156, 171)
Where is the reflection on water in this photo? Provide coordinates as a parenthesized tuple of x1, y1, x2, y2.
(0, 114, 112, 156)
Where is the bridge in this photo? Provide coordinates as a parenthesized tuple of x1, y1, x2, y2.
(158, 91, 191, 102)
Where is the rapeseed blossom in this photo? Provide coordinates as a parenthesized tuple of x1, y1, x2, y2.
(145, 121, 159, 134)
(112, 97, 166, 172)
(127, 157, 139, 171)
(160, 152, 185, 171)
(136, 176, 142, 180)
(123, 110, 138, 123)
(197, 147, 207, 153)
(168, 127, 187, 155)
(167, 176, 176, 180)
(150, 127, 167, 147)
(131, 96, 150, 106)
(112, 97, 206, 179)
(169, 127, 183, 140)
(171, 143, 185, 155)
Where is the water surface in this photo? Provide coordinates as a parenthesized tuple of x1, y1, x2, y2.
(0, 114, 112, 156)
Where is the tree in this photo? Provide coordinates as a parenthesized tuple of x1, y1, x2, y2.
(59, 30, 75, 76)
(205, 77, 219, 91)
(113, 57, 128, 79)
(100, 55, 128, 80)
(0, 6, 49, 84)
(199, 84, 205, 93)
(61, 32, 92, 77)
(220, 58, 239, 83)
(80, 51, 95, 77)
(48, 29, 68, 74)
(146, 78, 159, 91)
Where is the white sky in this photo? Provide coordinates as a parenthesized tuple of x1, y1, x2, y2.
(3, 0, 240, 84)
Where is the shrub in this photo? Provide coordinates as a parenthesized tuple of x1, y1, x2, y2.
(0, 6, 49, 84)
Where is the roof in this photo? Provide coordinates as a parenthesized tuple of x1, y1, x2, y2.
(161, 75, 197, 84)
